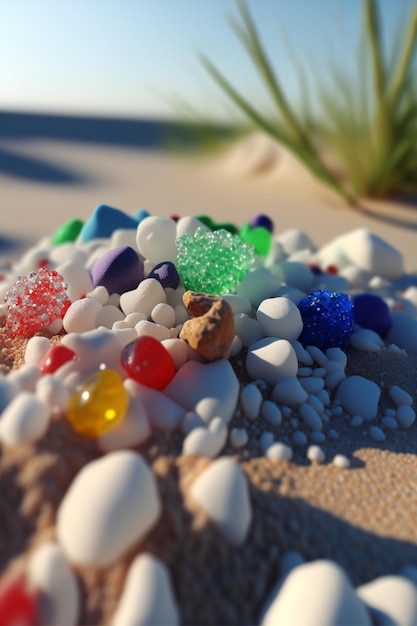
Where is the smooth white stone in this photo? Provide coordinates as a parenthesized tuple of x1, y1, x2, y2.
(325, 347, 348, 367)
(234, 313, 264, 347)
(112, 553, 180, 626)
(107, 293, 121, 307)
(24, 336, 51, 366)
(56, 259, 94, 301)
(307, 444, 325, 462)
(246, 338, 298, 385)
(270, 261, 314, 292)
(135, 319, 171, 342)
(125, 379, 186, 431)
(190, 457, 251, 546)
(95, 305, 124, 329)
(256, 297, 303, 341)
(259, 431, 275, 452)
(240, 383, 263, 420)
(49, 243, 87, 266)
(350, 328, 384, 351)
(340, 265, 373, 289)
(182, 416, 227, 458)
(274, 284, 307, 304)
(27, 541, 79, 626)
(61, 327, 125, 377)
(136, 216, 177, 264)
(164, 359, 239, 425)
(0, 377, 18, 412)
(8, 364, 41, 392)
(266, 442, 293, 461)
(261, 400, 282, 426)
(87, 285, 110, 305)
(229, 427, 249, 448)
(124, 311, 146, 327)
(165, 285, 186, 308)
(325, 369, 346, 389)
(222, 293, 252, 315)
(333, 454, 350, 468)
(300, 404, 323, 431)
(57, 451, 161, 567)
(175, 215, 209, 238)
(174, 304, 189, 325)
(63, 297, 102, 333)
(350, 415, 363, 428)
(307, 394, 325, 416)
(389, 384, 413, 406)
(272, 377, 308, 406)
(336, 376, 381, 421)
(310, 430, 325, 444)
(314, 273, 350, 292)
(151, 302, 176, 328)
(0, 392, 50, 446)
(357, 575, 417, 626)
(161, 338, 188, 370)
(293, 340, 314, 365)
(275, 229, 316, 255)
(385, 311, 417, 353)
(260, 560, 371, 626)
(299, 376, 324, 394)
(341, 228, 403, 281)
(317, 388, 331, 407)
(306, 345, 329, 367)
(265, 238, 286, 266)
(98, 396, 151, 452)
(396, 405, 416, 429)
(120, 278, 167, 317)
(110, 228, 138, 251)
(381, 416, 398, 429)
(237, 267, 281, 307)
(292, 431, 307, 446)
(369, 425, 385, 442)
(181, 411, 206, 435)
(36, 375, 70, 413)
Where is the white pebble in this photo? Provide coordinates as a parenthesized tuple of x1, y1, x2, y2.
(328, 428, 339, 440)
(190, 457, 251, 546)
(246, 338, 298, 385)
(307, 445, 325, 463)
(389, 384, 413, 407)
(259, 431, 275, 453)
(120, 278, 167, 317)
(350, 415, 363, 428)
(36, 375, 70, 413)
(63, 297, 102, 333)
(229, 427, 249, 449)
(333, 454, 350, 469)
(222, 293, 252, 315)
(317, 388, 331, 407)
(256, 297, 303, 342)
(125, 311, 146, 327)
(299, 376, 324, 394)
(112, 553, 180, 626)
(306, 345, 329, 367)
(311, 367, 326, 378)
(261, 400, 282, 426)
(260, 559, 371, 626)
(357, 575, 417, 626)
(234, 313, 264, 347)
(24, 336, 51, 366)
(292, 341, 314, 365)
(336, 376, 381, 421)
(266, 442, 293, 461)
(369, 425, 385, 442)
(310, 431, 325, 444)
(271, 260, 314, 292)
(181, 411, 206, 435)
(108, 293, 120, 307)
(8, 364, 41, 392)
(98, 396, 151, 453)
(162, 338, 188, 370)
(87, 285, 109, 305)
(0, 392, 50, 446)
(307, 394, 324, 416)
(0, 377, 18, 412)
(57, 259, 93, 301)
(298, 367, 312, 377)
(174, 304, 189, 325)
(136, 215, 177, 264)
(381, 416, 398, 429)
(240, 383, 263, 420)
(385, 312, 417, 354)
(135, 320, 171, 342)
(292, 431, 307, 446)
(299, 403, 322, 431)
(27, 541, 80, 626)
(176, 214, 209, 238)
(182, 416, 227, 458)
(151, 302, 176, 328)
(96, 305, 124, 329)
(125, 380, 186, 432)
(396, 405, 416, 429)
(272, 377, 308, 406)
(57, 451, 161, 566)
(350, 328, 384, 351)
(237, 267, 280, 307)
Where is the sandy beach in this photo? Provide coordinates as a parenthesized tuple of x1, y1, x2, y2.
(1, 113, 417, 624)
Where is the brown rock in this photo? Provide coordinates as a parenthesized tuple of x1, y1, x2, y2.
(179, 291, 235, 361)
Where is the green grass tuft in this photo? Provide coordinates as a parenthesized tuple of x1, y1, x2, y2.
(199, 0, 417, 205)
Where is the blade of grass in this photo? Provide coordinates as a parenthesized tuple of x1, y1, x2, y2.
(389, 5, 417, 107)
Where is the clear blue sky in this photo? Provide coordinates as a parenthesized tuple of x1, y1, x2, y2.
(1, 0, 415, 121)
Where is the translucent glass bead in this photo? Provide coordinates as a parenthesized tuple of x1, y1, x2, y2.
(40, 345, 78, 374)
(239, 222, 272, 257)
(121, 336, 176, 390)
(67, 368, 128, 439)
(0, 577, 39, 626)
(297, 289, 354, 351)
(4, 268, 70, 337)
(176, 228, 255, 295)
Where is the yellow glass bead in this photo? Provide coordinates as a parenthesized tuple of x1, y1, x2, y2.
(67, 368, 128, 439)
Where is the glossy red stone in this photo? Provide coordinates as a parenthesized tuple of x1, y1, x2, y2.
(121, 335, 176, 390)
(0, 578, 39, 626)
(40, 344, 78, 374)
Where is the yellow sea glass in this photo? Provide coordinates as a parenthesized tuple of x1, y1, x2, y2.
(67, 368, 128, 439)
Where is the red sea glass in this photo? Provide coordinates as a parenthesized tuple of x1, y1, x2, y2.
(0, 578, 39, 626)
(121, 335, 176, 390)
(40, 344, 78, 374)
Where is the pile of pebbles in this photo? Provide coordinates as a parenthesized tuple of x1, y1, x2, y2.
(1, 205, 417, 624)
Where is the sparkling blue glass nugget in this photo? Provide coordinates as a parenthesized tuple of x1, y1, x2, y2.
(297, 289, 354, 351)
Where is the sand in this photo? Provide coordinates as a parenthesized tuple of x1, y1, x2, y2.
(0, 123, 417, 623)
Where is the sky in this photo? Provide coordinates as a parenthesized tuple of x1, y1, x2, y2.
(1, 0, 415, 122)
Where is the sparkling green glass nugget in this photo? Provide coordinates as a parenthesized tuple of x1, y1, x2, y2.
(176, 228, 255, 295)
